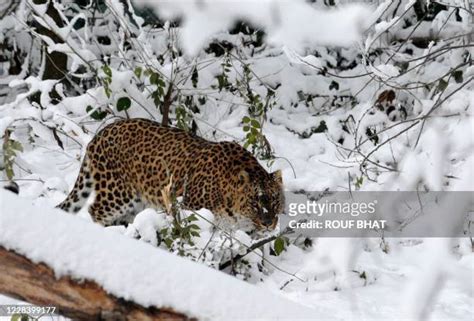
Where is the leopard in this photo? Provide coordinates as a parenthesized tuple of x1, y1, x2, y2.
(58, 118, 284, 230)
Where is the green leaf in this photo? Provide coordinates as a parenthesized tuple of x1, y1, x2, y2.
(355, 176, 364, 188)
(104, 87, 111, 98)
(86, 105, 108, 120)
(134, 66, 142, 78)
(452, 70, 463, 84)
(158, 86, 165, 96)
(250, 119, 260, 128)
(117, 97, 132, 111)
(102, 65, 112, 77)
(164, 238, 173, 248)
(5, 166, 14, 181)
(11, 141, 23, 152)
(2, 134, 23, 180)
(191, 66, 199, 88)
(188, 224, 200, 231)
(312, 120, 328, 133)
(242, 116, 251, 123)
(436, 79, 448, 93)
(217, 75, 225, 90)
(198, 96, 206, 105)
(186, 214, 199, 222)
(274, 237, 285, 256)
(243, 125, 250, 132)
(365, 127, 379, 145)
(329, 80, 339, 91)
(150, 72, 160, 86)
(10, 314, 23, 321)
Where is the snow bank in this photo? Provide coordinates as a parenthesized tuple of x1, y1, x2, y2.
(0, 190, 321, 321)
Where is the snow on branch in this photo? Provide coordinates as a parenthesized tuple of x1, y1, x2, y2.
(0, 190, 319, 320)
(133, 0, 372, 55)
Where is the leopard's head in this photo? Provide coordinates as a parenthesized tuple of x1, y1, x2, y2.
(236, 169, 284, 230)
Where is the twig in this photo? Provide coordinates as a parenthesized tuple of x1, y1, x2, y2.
(218, 227, 294, 271)
(189, 209, 305, 282)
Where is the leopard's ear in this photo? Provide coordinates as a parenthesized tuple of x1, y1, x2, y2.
(272, 170, 283, 184)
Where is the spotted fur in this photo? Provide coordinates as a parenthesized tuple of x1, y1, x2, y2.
(58, 118, 284, 229)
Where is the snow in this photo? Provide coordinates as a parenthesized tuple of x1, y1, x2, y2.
(0, 190, 320, 321)
(122, 208, 170, 244)
(258, 238, 474, 321)
(136, 0, 371, 55)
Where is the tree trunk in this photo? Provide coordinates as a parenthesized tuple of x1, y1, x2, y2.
(0, 247, 193, 321)
(161, 84, 174, 127)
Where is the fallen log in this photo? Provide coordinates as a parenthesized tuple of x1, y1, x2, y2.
(0, 246, 193, 321)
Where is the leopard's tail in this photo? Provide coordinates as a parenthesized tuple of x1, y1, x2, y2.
(57, 156, 94, 214)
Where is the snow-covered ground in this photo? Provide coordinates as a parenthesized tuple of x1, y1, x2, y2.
(0, 108, 472, 319)
(2, 187, 472, 321)
(0, 190, 321, 321)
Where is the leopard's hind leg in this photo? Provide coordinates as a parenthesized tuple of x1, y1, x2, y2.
(59, 154, 144, 226)
(57, 156, 94, 214)
(89, 175, 144, 226)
